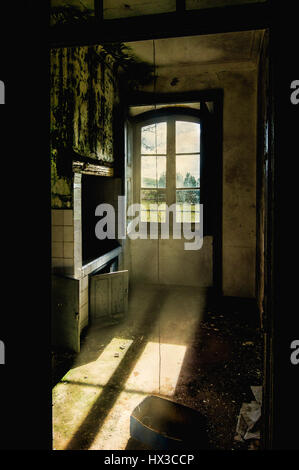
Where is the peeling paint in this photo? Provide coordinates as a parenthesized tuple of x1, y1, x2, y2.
(50, 45, 119, 208)
(50, 41, 154, 209)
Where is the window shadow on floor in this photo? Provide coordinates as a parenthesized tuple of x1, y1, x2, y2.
(63, 289, 169, 450)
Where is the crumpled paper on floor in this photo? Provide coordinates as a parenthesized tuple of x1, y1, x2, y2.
(234, 386, 262, 441)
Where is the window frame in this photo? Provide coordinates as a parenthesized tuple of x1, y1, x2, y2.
(133, 109, 202, 230)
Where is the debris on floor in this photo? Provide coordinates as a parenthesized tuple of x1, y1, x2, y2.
(172, 307, 263, 450)
(251, 385, 262, 405)
(52, 286, 263, 450)
(234, 386, 262, 443)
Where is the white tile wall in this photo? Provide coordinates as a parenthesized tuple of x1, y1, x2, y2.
(63, 226, 74, 242)
(73, 173, 82, 280)
(64, 210, 73, 226)
(51, 209, 74, 276)
(52, 241, 63, 258)
(52, 226, 63, 242)
(52, 210, 64, 226)
(63, 242, 74, 259)
(51, 175, 122, 340)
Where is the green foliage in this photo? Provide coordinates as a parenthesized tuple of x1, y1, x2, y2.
(101, 42, 154, 92)
(183, 172, 198, 188)
(177, 172, 200, 188)
(177, 189, 200, 204)
(142, 171, 166, 189)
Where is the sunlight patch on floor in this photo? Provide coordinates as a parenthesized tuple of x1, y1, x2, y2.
(126, 342, 187, 395)
(52, 337, 133, 450)
(90, 342, 187, 450)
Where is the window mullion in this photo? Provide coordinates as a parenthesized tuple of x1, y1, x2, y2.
(135, 123, 141, 206)
(166, 117, 176, 208)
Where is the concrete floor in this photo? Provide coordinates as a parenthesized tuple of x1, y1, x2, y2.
(52, 283, 262, 450)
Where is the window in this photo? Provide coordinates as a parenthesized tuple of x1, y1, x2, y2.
(140, 121, 167, 222)
(175, 120, 200, 223)
(135, 114, 201, 224)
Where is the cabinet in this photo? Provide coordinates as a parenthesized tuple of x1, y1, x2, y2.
(90, 270, 129, 322)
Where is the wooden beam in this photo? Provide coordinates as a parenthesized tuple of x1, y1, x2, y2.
(50, 2, 271, 48)
(94, 0, 103, 22)
(127, 89, 223, 107)
(176, 0, 185, 13)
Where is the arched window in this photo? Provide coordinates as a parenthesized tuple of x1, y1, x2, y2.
(133, 110, 201, 224)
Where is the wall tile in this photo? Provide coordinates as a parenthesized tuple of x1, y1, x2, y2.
(52, 226, 64, 242)
(52, 242, 63, 258)
(63, 242, 74, 259)
(52, 210, 64, 226)
(63, 258, 74, 276)
(52, 258, 63, 269)
(64, 210, 73, 226)
(64, 226, 74, 242)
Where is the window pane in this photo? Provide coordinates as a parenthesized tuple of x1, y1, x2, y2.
(176, 210, 200, 223)
(141, 189, 166, 207)
(176, 189, 200, 204)
(176, 121, 200, 154)
(141, 122, 167, 154)
(141, 211, 167, 223)
(141, 190, 166, 222)
(141, 156, 166, 188)
(176, 189, 200, 223)
(176, 155, 200, 188)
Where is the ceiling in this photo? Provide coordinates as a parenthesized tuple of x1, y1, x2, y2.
(125, 30, 265, 72)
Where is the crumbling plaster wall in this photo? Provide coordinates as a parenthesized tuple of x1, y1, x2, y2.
(50, 46, 119, 209)
(50, 42, 258, 297)
(138, 65, 258, 298)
